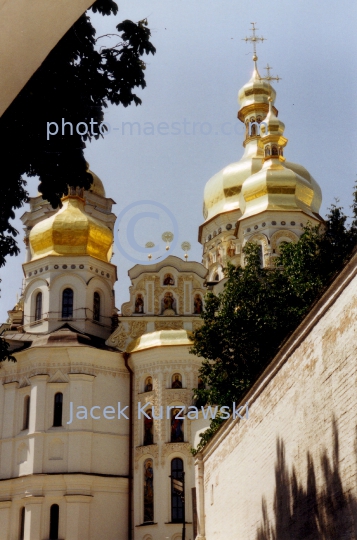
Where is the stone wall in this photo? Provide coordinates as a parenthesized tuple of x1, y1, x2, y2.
(195, 253, 357, 540)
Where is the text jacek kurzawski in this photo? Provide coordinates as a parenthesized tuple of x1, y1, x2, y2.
(67, 402, 249, 424)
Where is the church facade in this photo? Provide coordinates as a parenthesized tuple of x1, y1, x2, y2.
(0, 51, 323, 540)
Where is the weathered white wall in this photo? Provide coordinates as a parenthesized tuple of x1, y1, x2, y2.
(0, 344, 129, 540)
(197, 255, 357, 540)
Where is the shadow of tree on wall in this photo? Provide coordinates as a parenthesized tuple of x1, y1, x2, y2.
(256, 417, 357, 540)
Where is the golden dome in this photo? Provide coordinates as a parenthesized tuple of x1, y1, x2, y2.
(203, 68, 276, 222)
(126, 329, 193, 353)
(240, 100, 322, 219)
(88, 169, 106, 197)
(202, 67, 322, 224)
(29, 195, 113, 262)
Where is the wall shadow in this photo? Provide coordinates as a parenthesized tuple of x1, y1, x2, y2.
(256, 417, 357, 540)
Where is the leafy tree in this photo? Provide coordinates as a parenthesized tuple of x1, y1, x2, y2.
(191, 195, 357, 430)
(0, 0, 155, 361)
(0, 0, 155, 268)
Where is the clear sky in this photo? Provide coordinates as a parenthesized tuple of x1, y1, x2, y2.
(1, 0, 357, 321)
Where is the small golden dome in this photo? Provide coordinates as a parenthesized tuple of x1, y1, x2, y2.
(29, 195, 113, 262)
(240, 101, 322, 220)
(126, 329, 193, 353)
(88, 169, 106, 197)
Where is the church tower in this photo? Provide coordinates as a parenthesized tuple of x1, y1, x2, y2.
(0, 171, 130, 540)
(20, 170, 117, 339)
(199, 25, 323, 283)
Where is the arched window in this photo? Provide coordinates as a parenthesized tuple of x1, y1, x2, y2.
(35, 292, 42, 321)
(144, 377, 153, 392)
(194, 294, 203, 314)
(62, 288, 73, 318)
(144, 459, 154, 523)
(143, 409, 153, 446)
(171, 409, 184, 443)
(19, 507, 25, 540)
(272, 145, 278, 156)
(163, 273, 175, 286)
(49, 504, 59, 540)
(214, 273, 219, 281)
(171, 458, 184, 522)
(265, 146, 271, 157)
(93, 292, 100, 321)
(172, 374, 182, 389)
(23, 395, 30, 430)
(135, 294, 144, 314)
(53, 393, 63, 427)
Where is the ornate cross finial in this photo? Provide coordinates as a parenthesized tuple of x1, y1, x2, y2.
(260, 63, 282, 83)
(242, 22, 266, 62)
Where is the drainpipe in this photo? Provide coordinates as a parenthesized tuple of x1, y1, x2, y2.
(123, 352, 133, 540)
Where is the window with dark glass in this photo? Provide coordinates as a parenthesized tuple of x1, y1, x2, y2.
(23, 395, 30, 430)
(49, 504, 59, 539)
(93, 292, 100, 321)
(62, 288, 73, 318)
(35, 292, 42, 321)
(53, 393, 63, 427)
(19, 507, 25, 540)
(171, 458, 184, 522)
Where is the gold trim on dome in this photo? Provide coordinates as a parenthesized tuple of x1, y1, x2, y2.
(244, 186, 296, 202)
(238, 103, 278, 122)
(244, 88, 270, 97)
(223, 186, 242, 197)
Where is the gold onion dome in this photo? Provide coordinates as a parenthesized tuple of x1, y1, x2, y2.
(29, 193, 113, 262)
(203, 65, 322, 223)
(240, 99, 322, 219)
(86, 162, 106, 197)
(203, 67, 277, 222)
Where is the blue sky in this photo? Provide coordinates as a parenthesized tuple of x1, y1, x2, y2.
(1, 0, 357, 321)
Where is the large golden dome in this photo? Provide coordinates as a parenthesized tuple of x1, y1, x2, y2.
(202, 66, 322, 223)
(203, 67, 276, 222)
(29, 194, 113, 262)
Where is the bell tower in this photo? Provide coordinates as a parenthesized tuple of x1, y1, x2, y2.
(21, 169, 117, 339)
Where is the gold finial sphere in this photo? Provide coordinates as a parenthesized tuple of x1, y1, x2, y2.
(268, 97, 272, 102)
(253, 54, 258, 61)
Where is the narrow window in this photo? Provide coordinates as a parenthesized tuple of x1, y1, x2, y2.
(143, 459, 154, 523)
(143, 409, 153, 445)
(258, 245, 264, 267)
(171, 458, 184, 522)
(53, 393, 63, 427)
(62, 288, 73, 318)
(171, 409, 184, 442)
(49, 504, 59, 540)
(23, 395, 30, 430)
(35, 292, 42, 321)
(19, 507, 25, 540)
(93, 292, 100, 321)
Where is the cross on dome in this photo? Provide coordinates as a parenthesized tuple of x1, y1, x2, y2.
(242, 22, 266, 65)
(260, 63, 281, 83)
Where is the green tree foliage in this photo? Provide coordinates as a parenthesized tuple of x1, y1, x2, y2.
(0, 0, 155, 268)
(0, 0, 155, 362)
(191, 197, 357, 420)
